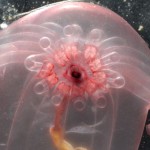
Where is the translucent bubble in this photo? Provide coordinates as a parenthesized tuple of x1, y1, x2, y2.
(94, 96, 107, 109)
(24, 53, 49, 72)
(87, 28, 104, 44)
(34, 80, 49, 94)
(73, 97, 86, 111)
(108, 76, 125, 88)
(51, 95, 62, 105)
(104, 69, 125, 88)
(63, 24, 83, 38)
(39, 37, 51, 52)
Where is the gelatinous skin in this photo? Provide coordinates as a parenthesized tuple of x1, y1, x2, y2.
(36, 25, 123, 150)
(0, 1, 150, 150)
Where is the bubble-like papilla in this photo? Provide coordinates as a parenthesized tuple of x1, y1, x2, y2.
(0, 1, 150, 150)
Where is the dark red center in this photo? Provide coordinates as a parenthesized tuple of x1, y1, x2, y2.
(64, 64, 87, 84)
(71, 71, 81, 79)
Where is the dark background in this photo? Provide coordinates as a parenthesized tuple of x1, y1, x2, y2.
(0, 0, 150, 149)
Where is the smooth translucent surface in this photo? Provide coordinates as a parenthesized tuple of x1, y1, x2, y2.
(0, 2, 150, 150)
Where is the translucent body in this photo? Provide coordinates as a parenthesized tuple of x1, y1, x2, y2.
(0, 1, 150, 150)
